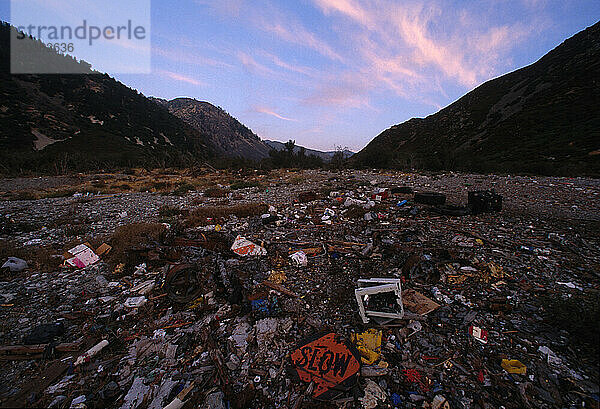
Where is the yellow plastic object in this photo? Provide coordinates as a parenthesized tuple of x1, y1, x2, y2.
(268, 271, 287, 284)
(501, 359, 527, 374)
(352, 329, 382, 365)
(378, 360, 389, 369)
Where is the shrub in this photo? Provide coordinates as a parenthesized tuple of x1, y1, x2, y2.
(230, 180, 261, 190)
(14, 191, 38, 201)
(204, 187, 228, 198)
(172, 182, 196, 196)
(108, 223, 167, 266)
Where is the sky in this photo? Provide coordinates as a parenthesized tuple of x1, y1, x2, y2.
(1, 1, 599, 152)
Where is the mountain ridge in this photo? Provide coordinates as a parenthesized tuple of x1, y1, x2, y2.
(0, 22, 217, 173)
(352, 22, 600, 176)
(263, 140, 354, 162)
(150, 97, 272, 160)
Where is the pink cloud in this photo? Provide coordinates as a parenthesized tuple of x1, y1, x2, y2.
(158, 70, 205, 86)
(311, 0, 534, 90)
(253, 106, 298, 121)
(312, 0, 374, 28)
(260, 51, 317, 77)
(237, 51, 278, 75)
(263, 22, 344, 62)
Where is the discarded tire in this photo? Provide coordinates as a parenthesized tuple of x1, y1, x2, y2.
(414, 192, 446, 205)
(468, 190, 503, 214)
(166, 264, 207, 303)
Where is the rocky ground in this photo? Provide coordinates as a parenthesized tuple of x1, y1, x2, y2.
(0, 169, 598, 409)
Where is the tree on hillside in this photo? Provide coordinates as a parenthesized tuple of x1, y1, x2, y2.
(284, 140, 296, 156)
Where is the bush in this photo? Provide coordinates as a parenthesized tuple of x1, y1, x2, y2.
(204, 187, 228, 198)
(14, 191, 38, 200)
(172, 182, 196, 196)
(230, 180, 261, 190)
(108, 223, 167, 266)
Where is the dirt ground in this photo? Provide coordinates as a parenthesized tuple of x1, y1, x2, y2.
(0, 169, 598, 409)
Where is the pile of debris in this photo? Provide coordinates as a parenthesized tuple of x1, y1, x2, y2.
(0, 170, 598, 408)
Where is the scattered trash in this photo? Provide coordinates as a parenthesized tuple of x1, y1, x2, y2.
(469, 325, 488, 344)
(501, 359, 527, 374)
(64, 244, 99, 268)
(291, 332, 361, 399)
(468, 190, 502, 214)
(231, 235, 267, 256)
(289, 251, 308, 267)
(355, 278, 404, 324)
(74, 340, 109, 366)
(0, 170, 596, 408)
(124, 296, 147, 308)
(2, 257, 28, 272)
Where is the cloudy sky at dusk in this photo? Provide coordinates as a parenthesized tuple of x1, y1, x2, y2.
(2, 1, 599, 151)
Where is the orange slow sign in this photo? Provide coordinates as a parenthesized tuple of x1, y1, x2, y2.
(291, 332, 361, 399)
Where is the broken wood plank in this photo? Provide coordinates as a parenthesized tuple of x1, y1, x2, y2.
(0, 340, 84, 357)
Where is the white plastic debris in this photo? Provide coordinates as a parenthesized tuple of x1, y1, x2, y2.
(130, 280, 154, 295)
(321, 208, 335, 222)
(75, 340, 109, 366)
(231, 235, 267, 256)
(359, 379, 386, 409)
(153, 329, 167, 339)
(134, 263, 147, 275)
(65, 244, 99, 268)
(24, 238, 43, 246)
(290, 251, 308, 267)
(2, 257, 28, 272)
(557, 281, 583, 291)
(70, 395, 86, 409)
(344, 197, 360, 207)
(407, 320, 423, 334)
(538, 345, 562, 366)
(124, 296, 147, 308)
